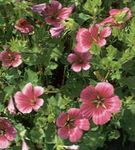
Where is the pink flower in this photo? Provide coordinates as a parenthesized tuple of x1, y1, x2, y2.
(67, 51, 91, 72)
(42, 0, 73, 26)
(0, 50, 22, 67)
(89, 24, 112, 47)
(75, 24, 111, 53)
(100, 7, 132, 28)
(32, 1, 73, 37)
(7, 97, 16, 115)
(14, 83, 44, 114)
(0, 118, 17, 149)
(109, 7, 132, 22)
(56, 108, 90, 143)
(15, 18, 34, 34)
(80, 82, 121, 125)
(50, 25, 65, 37)
(22, 140, 29, 150)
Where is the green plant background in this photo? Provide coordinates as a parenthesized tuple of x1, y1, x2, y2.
(0, 0, 135, 149)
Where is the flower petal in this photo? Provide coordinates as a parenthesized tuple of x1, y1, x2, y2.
(58, 7, 73, 20)
(58, 127, 69, 139)
(12, 58, 22, 67)
(14, 92, 32, 113)
(95, 82, 114, 98)
(5, 126, 17, 141)
(71, 63, 81, 72)
(75, 118, 90, 131)
(0, 136, 10, 149)
(69, 127, 83, 143)
(32, 98, 44, 111)
(109, 9, 120, 16)
(14, 91, 28, 102)
(80, 102, 95, 119)
(22, 83, 33, 98)
(34, 86, 44, 97)
(92, 107, 111, 125)
(67, 53, 78, 63)
(89, 24, 99, 41)
(51, 0, 62, 10)
(80, 85, 97, 103)
(7, 98, 16, 115)
(100, 27, 112, 38)
(104, 96, 121, 113)
(82, 63, 91, 71)
(98, 39, 106, 47)
(16, 104, 32, 114)
(56, 112, 68, 127)
(22, 140, 29, 150)
(123, 7, 132, 20)
(76, 28, 92, 53)
(12, 53, 22, 67)
(50, 26, 64, 37)
(100, 17, 115, 26)
(32, 3, 46, 15)
(68, 108, 81, 119)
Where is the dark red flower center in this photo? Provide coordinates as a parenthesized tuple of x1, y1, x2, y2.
(0, 125, 6, 135)
(93, 96, 106, 108)
(0, 129, 6, 135)
(30, 98, 37, 106)
(17, 18, 27, 27)
(65, 117, 75, 128)
(7, 53, 15, 61)
(78, 59, 83, 64)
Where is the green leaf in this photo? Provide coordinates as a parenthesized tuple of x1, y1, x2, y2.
(84, 0, 102, 15)
(91, 43, 101, 55)
(23, 69, 38, 85)
(30, 127, 45, 143)
(121, 108, 135, 141)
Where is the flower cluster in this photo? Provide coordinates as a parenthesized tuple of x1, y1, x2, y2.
(67, 13, 112, 72)
(67, 7, 132, 73)
(32, 0, 73, 37)
(56, 82, 121, 142)
(56, 6, 131, 143)
(2, 83, 44, 149)
(0, 0, 132, 148)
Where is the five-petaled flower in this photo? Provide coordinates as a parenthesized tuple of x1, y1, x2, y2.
(15, 18, 34, 34)
(32, 0, 73, 37)
(0, 118, 16, 149)
(14, 83, 44, 114)
(80, 82, 121, 125)
(0, 50, 22, 67)
(75, 24, 111, 53)
(100, 7, 132, 28)
(56, 108, 90, 143)
(33, 0, 73, 26)
(67, 51, 91, 72)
